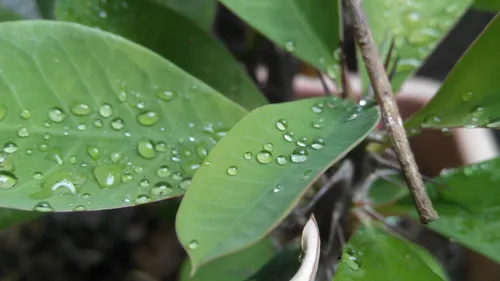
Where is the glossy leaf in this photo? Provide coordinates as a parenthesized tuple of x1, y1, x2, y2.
(0, 21, 246, 212)
(0, 208, 39, 229)
(473, 0, 500, 11)
(334, 222, 445, 281)
(176, 97, 380, 270)
(376, 158, 500, 263)
(406, 15, 500, 130)
(219, 0, 340, 76)
(363, 0, 471, 92)
(55, 0, 267, 110)
(179, 237, 276, 281)
(150, 0, 216, 30)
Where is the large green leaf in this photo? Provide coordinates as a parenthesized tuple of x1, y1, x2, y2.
(473, 0, 500, 11)
(0, 208, 39, 229)
(406, 15, 500, 130)
(179, 237, 276, 281)
(176, 97, 380, 270)
(0, 21, 246, 212)
(363, 0, 471, 92)
(150, 0, 217, 30)
(334, 223, 445, 281)
(55, 0, 267, 110)
(376, 158, 500, 263)
(219, 0, 340, 76)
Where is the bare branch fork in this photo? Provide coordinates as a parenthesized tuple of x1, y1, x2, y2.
(344, 0, 439, 223)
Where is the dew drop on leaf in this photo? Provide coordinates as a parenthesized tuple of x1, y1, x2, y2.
(283, 131, 295, 142)
(140, 179, 150, 188)
(111, 118, 125, 130)
(137, 139, 156, 159)
(172, 172, 183, 181)
(227, 166, 238, 176)
(121, 174, 133, 183)
(276, 119, 288, 131)
(297, 137, 308, 147)
(33, 172, 44, 181)
(48, 107, 66, 123)
(243, 152, 253, 160)
(99, 103, 113, 117)
(4, 142, 18, 154)
(157, 166, 171, 178)
(77, 124, 88, 131)
(94, 119, 103, 128)
(135, 194, 152, 204)
(273, 184, 283, 193)
(71, 102, 92, 116)
(20, 109, 31, 119)
(110, 152, 122, 163)
(150, 181, 173, 196)
(179, 177, 192, 190)
(73, 205, 87, 211)
(310, 137, 325, 150)
(188, 240, 199, 250)
(312, 102, 324, 113)
(137, 110, 160, 126)
(276, 155, 287, 165)
(93, 164, 122, 189)
(87, 145, 101, 160)
(291, 148, 309, 163)
(263, 142, 273, 151)
(0, 153, 14, 172)
(157, 90, 177, 102)
(0, 171, 17, 189)
(47, 148, 64, 165)
(284, 40, 296, 52)
(461, 92, 473, 102)
(195, 143, 209, 159)
(33, 201, 54, 212)
(256, 150, 273, 164)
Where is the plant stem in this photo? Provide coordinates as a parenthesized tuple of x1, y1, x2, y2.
(344, 0, 438, 223)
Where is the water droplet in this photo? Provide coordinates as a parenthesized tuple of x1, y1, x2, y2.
(310, 137, 325, 150)
(312, 103, 324, 113)
(346, 252, 361, 271)
(140, 179, 150, 187)
(150, 181, 173, 196)
(276, 119, 288, 131)
(33, 201, 54, 212)
(283, 131, 295, 142)
(263, 142, 273, 151)
(312, 119, 324, 129)
(462, 92, 473, 102)
(297, 137, 308, 147)
(256, 150, 273, 164)
(196, 143, 209, 159)
(111, 118, 125, 130)
(93, 164, 122, 188)
(77, 124, 88, 131)
(110, 152, 122, 163)
(181, 161, 200, 174)
(20, 109, 31, 119)
(3, 142, 18, 154)
(82, 193, 91, 199)
(38, 143, 48, 152)
(179, 178, 192, 189)
(273, 184, 283, 193)
(135, 194, 152, 204)
(134, 166, 144, 174)
(99, 103, 113, 117)
(243, 152, 253, 160)
(72, 205, 86, 211)
(172, 172, 183, 181)
(87, 145, 101, 160)
(0, 171, 17, 189)
(0, 154, 14, 172)
(48, 108, 66, 123)
(284, 40, 296, 52)
(33, 172, 44, 180)
(71, 103, 92, 116)
(291, 148, 309, 163)
(213, 129, 228, 140)
(47, 148, 64, 165)
(137, 110, 160, 126)
(0, 104, 6, 121)
(227, 166, 238, 176)
(94, 119, 103, 128)
(121, 174, 134, 183)
(137, 139, 156, 159)
(276, 155, 287, 165)
(157, 90, 177, 102)
(118, 91, 127, 102)
(407, 28, 440, 46)
(403, 11, 421, 26)
(157, 166, 171, 178)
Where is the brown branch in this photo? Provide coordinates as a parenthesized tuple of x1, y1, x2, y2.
(344, 0, 438, 223)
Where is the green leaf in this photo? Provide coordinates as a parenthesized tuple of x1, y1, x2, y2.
(55, 0, 267, 110)
(0, 6, 22, 21)
(219, 0, 340, 75)
(363, 0, 471, 92)
(334, 222, 445, 281)
(179, 237, 276, 281)
(0, 208, 39, 229)
(244, 243, 301, 281)
(36, 0, 56, 19)
(176, 97, 380, 270)
(0, 21, 246, 212)
(368, 174, 409, 207)
(150, 0, 216, 30)
(377, 158, 500, 263)
(473, 0, 500, 11)
(405, 15, 500, 130)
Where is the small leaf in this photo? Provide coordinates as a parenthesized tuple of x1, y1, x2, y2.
(405, 15, 500, 130)
(334, 222, 445, 281)
(363, 0, 471, 92)
(150, 0, 217, 30)
(176, 97, 380, 270)
(219, 0, 340, 76)
(0, 208, 39, 229)
(55, 0, 267, 110)
(0, 21, 246, 211)
(376, 158, 500, 263)
(179, 237, 276, 281)
(473, 0, 500, 11)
